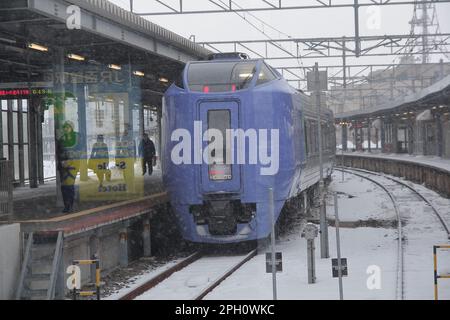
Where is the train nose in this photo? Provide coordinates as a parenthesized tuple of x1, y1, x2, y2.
(190, 200, 256, 236)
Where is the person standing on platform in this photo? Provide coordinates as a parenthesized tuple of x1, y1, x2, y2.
(57, 121, 81, 213)
(139, 133, 156, 176)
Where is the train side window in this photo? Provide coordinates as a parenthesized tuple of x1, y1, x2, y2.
(256, 63, 277, 86)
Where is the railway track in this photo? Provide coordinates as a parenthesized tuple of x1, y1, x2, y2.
(335, 167, 405, 300)
(336, 166, 450, 300)
(119, 249, 258, 300)
(338, 167, 450, 238)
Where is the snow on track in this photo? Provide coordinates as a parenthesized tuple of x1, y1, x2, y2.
(135, 255, 251, 300)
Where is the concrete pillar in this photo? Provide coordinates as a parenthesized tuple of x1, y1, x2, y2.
(375, 128, 379, 150)
(367, 119, 372, 153)
(436, 114, 443, 157)
(142, 217, 152, 257)
(408, 123, 414, 155)
(380, 121, 386, 153)
(393, 121, 399, 153)
(341, 124, 348, 151)
(7, 100, 14, 172)
(119, 226, 129, 268)
(17, 100, 25, 187)
(356, 125, 363, 151)
(29, 98, 39, 188)
(37, 103, 44, 185)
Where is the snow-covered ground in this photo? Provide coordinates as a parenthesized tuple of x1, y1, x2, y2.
(108, 171, 450, 300)
(135, 255, 249, 300)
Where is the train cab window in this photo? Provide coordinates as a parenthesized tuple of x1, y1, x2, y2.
(207, 110, 232, 181)
(256, 63, 277, 86)
(188, 61, 258, 93)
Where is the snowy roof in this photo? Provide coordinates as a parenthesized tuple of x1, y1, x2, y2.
(336, 74, 450, 120)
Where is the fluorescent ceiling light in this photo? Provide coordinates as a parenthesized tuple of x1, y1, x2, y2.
(108, 64, 121, 71)
(159, 77, 169, 83)
(67, 53, 85, 61)
(133, 71, 145, 77)
(28, 43, 48, 52)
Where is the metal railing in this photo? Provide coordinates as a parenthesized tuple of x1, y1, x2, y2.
(0, 160, 13, 217)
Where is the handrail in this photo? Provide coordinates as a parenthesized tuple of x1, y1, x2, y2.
(15, 232, 34, 300)
(47, 231, 64, 300)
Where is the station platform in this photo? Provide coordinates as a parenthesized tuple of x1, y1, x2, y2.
(339, 151, 450, 197)
(2, 170, 166, 225)
(339, 151, 450, 173)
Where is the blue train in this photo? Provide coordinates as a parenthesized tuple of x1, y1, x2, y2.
(162, 54, 335, 244)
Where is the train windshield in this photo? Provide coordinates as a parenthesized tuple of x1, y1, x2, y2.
(187, 61, 258, 92)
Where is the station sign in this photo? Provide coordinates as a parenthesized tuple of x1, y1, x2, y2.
(331, 258, 348, 278)
(266, 252, 283, 273)
(0, 88, 53, 98)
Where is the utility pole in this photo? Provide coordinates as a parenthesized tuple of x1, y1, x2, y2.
(130, 0, 134, 12)
(314, 62, 330, 259)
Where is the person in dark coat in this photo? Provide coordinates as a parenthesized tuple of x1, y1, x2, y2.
(139, 133, 156, 176)
(56, 121, 81, 213)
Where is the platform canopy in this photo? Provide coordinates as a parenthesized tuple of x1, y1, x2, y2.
(0, 0, 211, 105)
(335, 75, 450, 122)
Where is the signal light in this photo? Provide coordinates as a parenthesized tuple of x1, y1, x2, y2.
(203, 86, 210, 93)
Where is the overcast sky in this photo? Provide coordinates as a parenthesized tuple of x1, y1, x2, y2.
(109, 0, 450, 86)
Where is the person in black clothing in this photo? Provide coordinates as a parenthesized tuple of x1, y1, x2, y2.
(56, 121, 81, 213)
(139, 133, 156, 176)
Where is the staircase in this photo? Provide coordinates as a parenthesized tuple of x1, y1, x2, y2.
(16, 231, 64, 300)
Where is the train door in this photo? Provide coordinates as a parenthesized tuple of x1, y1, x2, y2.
(199, 101, 241, 193)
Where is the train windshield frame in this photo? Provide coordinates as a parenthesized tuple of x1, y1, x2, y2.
(187, 60, 275, 93)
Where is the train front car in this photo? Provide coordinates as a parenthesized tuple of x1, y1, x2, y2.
(163, 57, 308, 244)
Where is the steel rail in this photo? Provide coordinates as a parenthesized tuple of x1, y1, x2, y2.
(193, 249, 258, 300)
(339, 166, 450, 239)
(335, 167, 404, 300)
(119, 252, 203, 300)
(119, 249, 258, 300)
